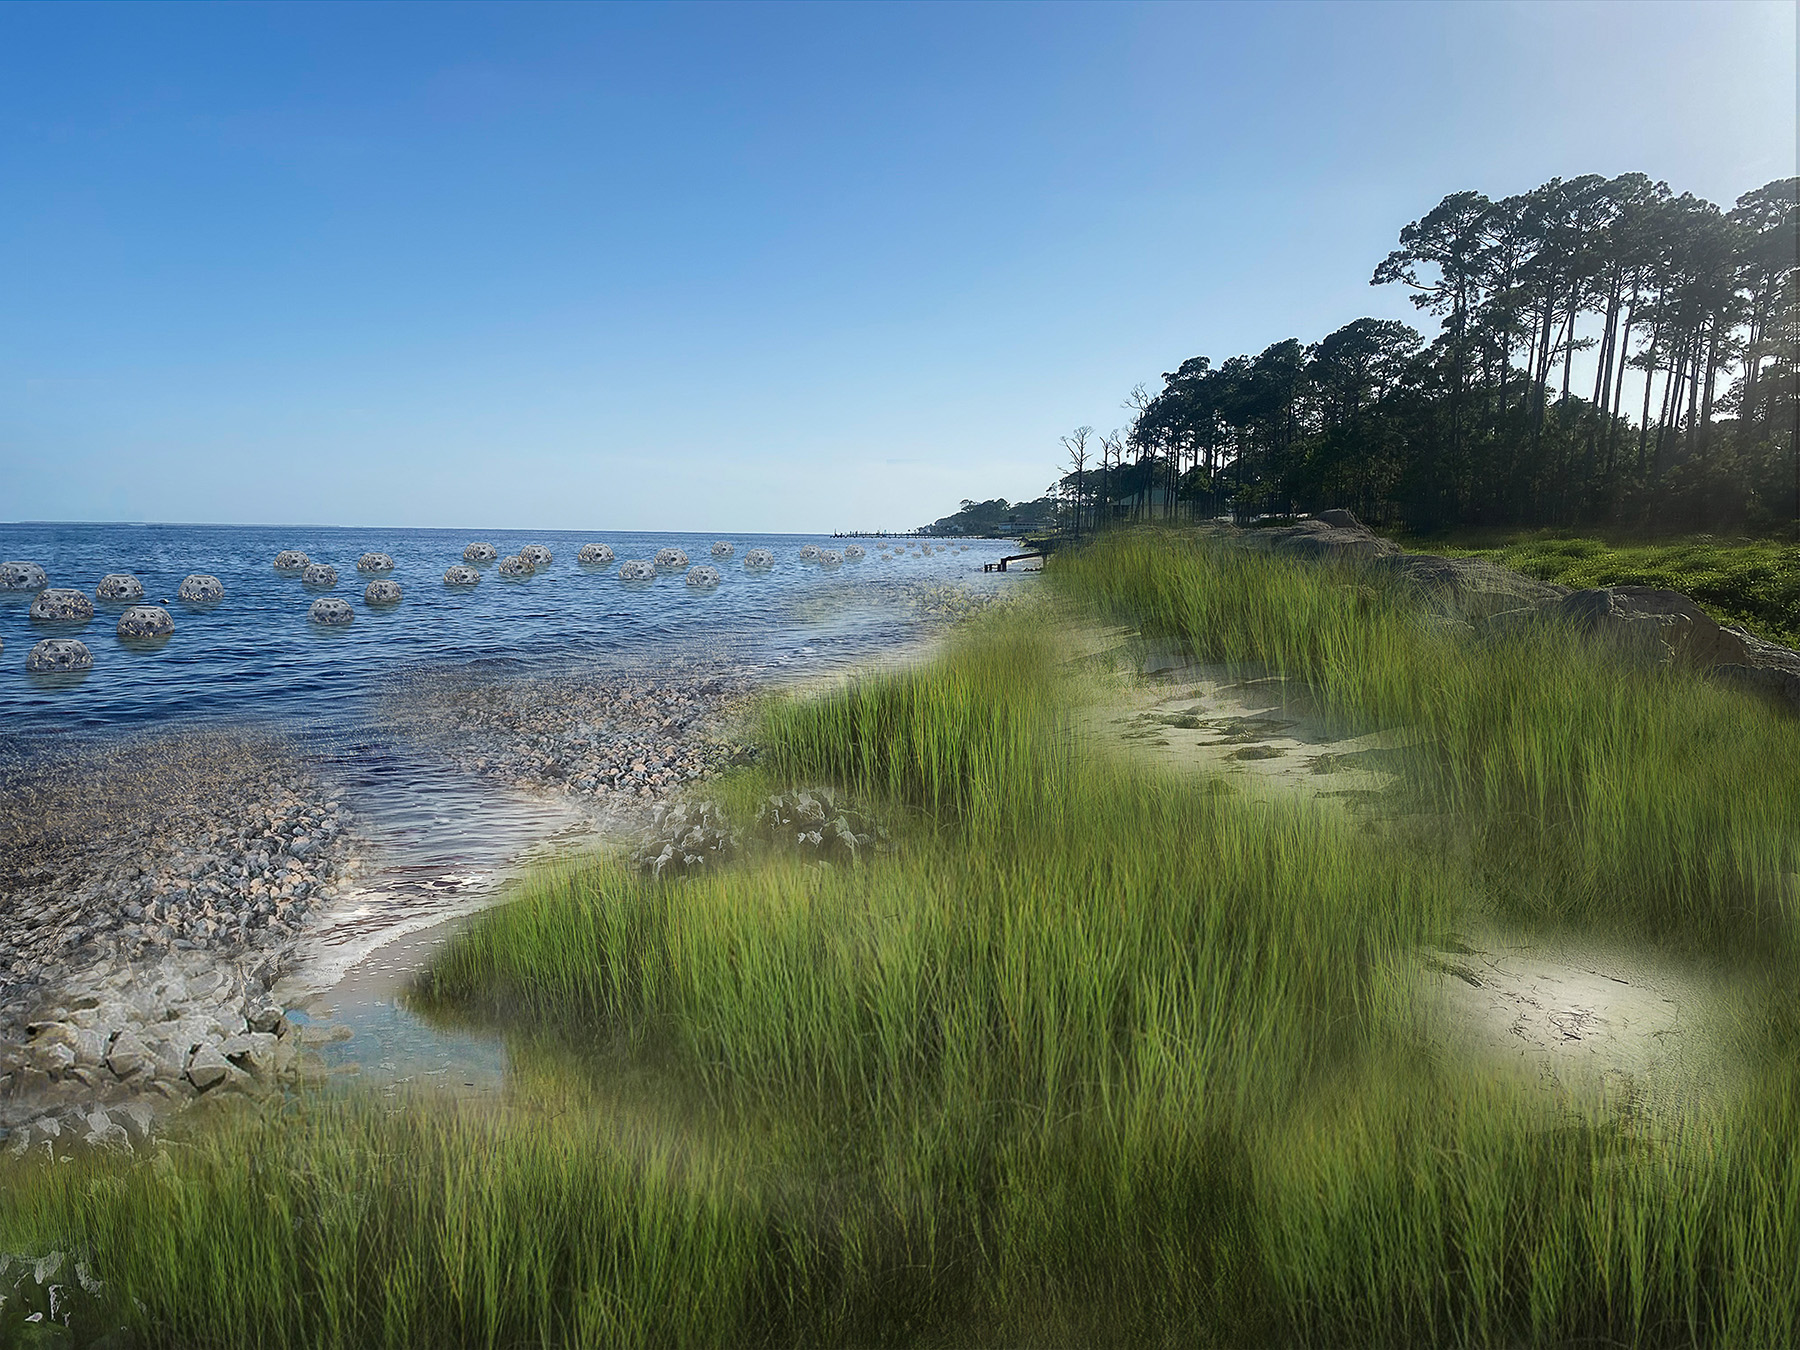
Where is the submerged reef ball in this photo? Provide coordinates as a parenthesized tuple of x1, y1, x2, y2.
(0, 561, 48, 591)
(301, 563, 339, 589)
(653, 547, 689, 569)
(842, 544, 866, 561)
(30, 589, 94, 623)
(497, 555, 534, 578)
(443, 565, 481, 586)
(308, 597, 354, 626)
(685, 565, 722, 588)
(618, 559, 656, 582)
(356, 552, 395, 574)
(798, 544, 821, 561)
(364, 580, 403, 606)
(743, 548, 775, 570)
(521, 544, 554, 568)
(578, 543, 615, 565)
(273, 550, 310, 571)
(95, 573, 145, 602)
(117, 605, 174, 640)
(819, 550, 843, 568)
(710, 541, 734, 558)
(463, 543, 498, 564)
(26, 638, 92, 672)
(177, 574, 224, 602)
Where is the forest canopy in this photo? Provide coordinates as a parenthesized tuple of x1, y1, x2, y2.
(1053, 173, 1799, 534)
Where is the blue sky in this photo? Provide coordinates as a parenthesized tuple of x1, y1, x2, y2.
(2, 1, 1794, 532)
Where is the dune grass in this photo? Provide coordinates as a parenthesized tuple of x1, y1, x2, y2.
(4, 537, 1798, 1348)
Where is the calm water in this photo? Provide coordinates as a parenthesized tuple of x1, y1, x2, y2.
(0, 523, 1019, 738)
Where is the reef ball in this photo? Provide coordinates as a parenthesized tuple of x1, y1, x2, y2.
(365, 580, 403, 606)
(273, 551, 310, 571)
(463, 543, 498, 564)
(520, 545, 554, 568)
(178, 574, 224, 602)
(578, 543, 615, 565)
(96, 573, 145, 602)
(443, 565, 481, 586)
(743, 549, 775, 570)
(357, 552, 395, 573)
(26, 639, 92, 672)
(30, 589, 94, 623)
(308, 597, 354, 626)
(302, 564, 339, 589)
(654, 547, 689, 569)
(497, 555, 534, 577)
(618, 559, 656, 581)
(710, 541, 735, 558)
(685, 565, 722, 588)
(117, 606, 175, 640)
(0, 561, 47, 592)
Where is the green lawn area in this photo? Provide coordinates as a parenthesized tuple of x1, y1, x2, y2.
(1396, 529, 1800, 648)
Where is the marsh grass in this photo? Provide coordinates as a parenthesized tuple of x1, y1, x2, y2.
(4, 539, 1798, 1348)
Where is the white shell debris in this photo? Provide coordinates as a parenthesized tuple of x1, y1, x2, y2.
(356, 552, 395, 573)
(117, 606, 174, 640)
(618, 559, 656, 581)
(443, 565, 481, 586)
(463, 543, 498, 563)
(178, 574, 224, 602)
(364, 580, 403, 606)
(30, 589, 94, 622)
(578, 543, 615, 565)
(743, 549, 775, 570)
(0, 561, 48, 591)
(26, 638, 92, 672)
(308, 597, 354, 626)
(685, 565, 722, 588)
(96, 573, 145, 602)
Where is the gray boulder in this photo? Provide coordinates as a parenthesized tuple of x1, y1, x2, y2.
(0, 560, 47, 591)
(95, 573, 144, 602)
(1551, 586, 1754, 669)
(308, 597, 354, 626)
(654, 547, 689, 568)
(685, 565, 722, 588)
(301, 563, 338, 588)
(578, 543, 615, 565)
(463, 543, 498, 564)
(356, 552, 395, 573)
(1241, 515, 1400, 563)
(178, 574, 224, 602)
(618, 559, 656, 581)
(273, 550, 310, 571)
(1374, 553, 1568, 621)
(443, 565, 481, 586)
(743, 548, 775, 570)
(497, 554, 534, 577)
(117, 605, 175, 640)
(710, 541, 735, 558)
(30, 588, 93, 622)
(364, 580, 402, 606)
(26, 639, 92, 672)
(521, 545, 554, 567)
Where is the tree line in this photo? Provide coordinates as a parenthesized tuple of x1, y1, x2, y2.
(1056, 173, 1798, 534)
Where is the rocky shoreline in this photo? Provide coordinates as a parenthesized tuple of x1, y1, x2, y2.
(0, 666, 764, 1156)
